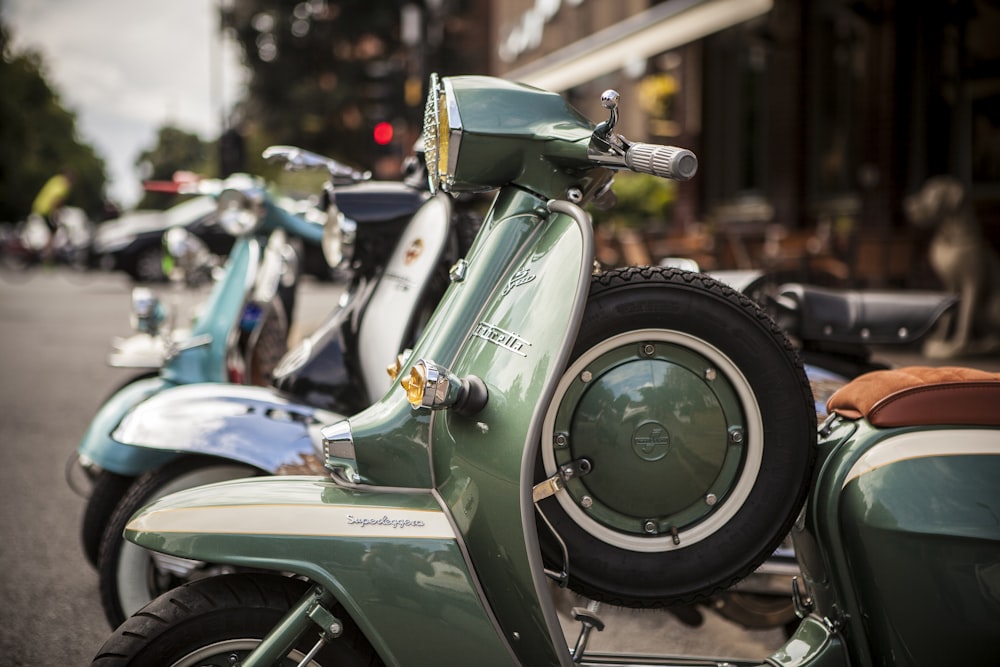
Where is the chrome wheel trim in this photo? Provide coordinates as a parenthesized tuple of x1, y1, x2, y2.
(169, 639, 314, 667)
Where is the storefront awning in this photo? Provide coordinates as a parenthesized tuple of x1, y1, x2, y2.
(503, 0, 773, 92)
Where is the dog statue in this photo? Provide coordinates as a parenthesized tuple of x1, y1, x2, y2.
(904, 175, 1000, 358)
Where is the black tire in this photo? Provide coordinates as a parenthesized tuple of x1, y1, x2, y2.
(78, 371, 161, 565)
(81, 470, 134, 568)
(91, 573, 382, 666)
(97, 457, 260, 628)
(535, 266, 816, 608)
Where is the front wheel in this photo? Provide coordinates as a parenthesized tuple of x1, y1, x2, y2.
(535, 266, 816, 608)
(97, 458, 260, 628)
(81, 470, 134, 568)
(91, 573, 382, 666)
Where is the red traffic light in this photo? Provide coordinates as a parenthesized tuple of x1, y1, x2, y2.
(373, 121, 394, 146)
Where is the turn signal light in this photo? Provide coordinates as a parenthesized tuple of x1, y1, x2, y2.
(386, 351, 412, 381)
(399, 359, 488, 415)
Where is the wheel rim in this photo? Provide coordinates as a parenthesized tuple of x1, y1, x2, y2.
(541, 329, 763, 552)
(169, 639, 315, 667)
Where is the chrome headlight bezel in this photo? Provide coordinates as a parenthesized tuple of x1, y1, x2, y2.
(422, 73, 463, 194)
(216, 189, 265, 236)
(129, 286, 166, 335)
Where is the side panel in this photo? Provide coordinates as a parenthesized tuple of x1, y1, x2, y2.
(126, 476, 515, 667)
(838, 429, 1000, 667)
(357, 194, 452, 400)
(111, 383, 343, 474)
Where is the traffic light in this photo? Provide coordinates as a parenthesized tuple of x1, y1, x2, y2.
(373, 121, 394, 146)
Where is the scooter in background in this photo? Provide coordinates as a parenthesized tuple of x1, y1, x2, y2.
(90, 147, 483, 627)
(71, 170, 345, 567)
(703, 274, 957, 632)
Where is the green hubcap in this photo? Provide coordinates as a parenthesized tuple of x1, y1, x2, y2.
(542, 330, 763, 552)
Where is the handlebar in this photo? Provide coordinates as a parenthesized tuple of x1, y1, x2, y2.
(262, 145, 371, 183)
(625, 143, 698, 181)
(588, 89, 698, 182)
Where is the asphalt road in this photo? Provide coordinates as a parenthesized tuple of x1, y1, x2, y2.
(2, 266, 996, 665)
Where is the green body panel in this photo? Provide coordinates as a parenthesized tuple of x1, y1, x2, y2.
(125, 476, 516, 667)
(793, 419, 1000, 667)
(344, 190, 592, 664)
(434, 206, 590, 667)
(347, 188, 555, 490)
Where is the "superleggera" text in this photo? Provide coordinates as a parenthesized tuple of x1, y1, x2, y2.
(346, 514, 426, 529)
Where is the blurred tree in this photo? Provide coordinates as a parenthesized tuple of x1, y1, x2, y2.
(220, 0, 481, 175)
(0, 19, 109, 222)
(134, 126, 213, 210)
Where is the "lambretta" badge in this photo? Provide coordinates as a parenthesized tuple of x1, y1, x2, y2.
(472, 322, 531, 357)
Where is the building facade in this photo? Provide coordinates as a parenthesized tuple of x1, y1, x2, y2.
(486, 0, 1000, 286)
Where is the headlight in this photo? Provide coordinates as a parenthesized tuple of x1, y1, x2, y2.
(216, 189, 264, 236)
(129, 286, 166, 335)
(422, 73, 462, 194)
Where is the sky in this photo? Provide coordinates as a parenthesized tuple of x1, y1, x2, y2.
(3, 0, 249, 209)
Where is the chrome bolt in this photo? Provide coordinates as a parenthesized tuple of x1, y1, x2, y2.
(329, 622, 342, 635)
(228, 654, 240, 665)
(643, 520, 657, 534)
(581, 495, 593, 509)
(641, 343, 655, 356)
(704, 368, 717, 381)
(705, 493, 718, 506)
(729, 427, 744, 445)
(580, 370, 593, 383)
(554, 432, 569, 448)
(566, 187, 583, 203)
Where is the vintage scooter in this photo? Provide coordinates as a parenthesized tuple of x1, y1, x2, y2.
(90, 150, 480, 627)
(94, 75, 997, 666)
(72, 170, 345, 567)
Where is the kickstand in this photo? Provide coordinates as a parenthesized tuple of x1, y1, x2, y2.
(570, 600, 605, 663)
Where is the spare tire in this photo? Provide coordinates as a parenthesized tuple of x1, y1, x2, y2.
(534, 266, 816, 608)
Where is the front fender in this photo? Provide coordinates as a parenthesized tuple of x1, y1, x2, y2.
(126, 476, 514, 667)
(112, 383, 342, 475)
(77, 375, 180, 475)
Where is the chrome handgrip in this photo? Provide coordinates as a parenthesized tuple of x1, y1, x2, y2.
(624, 143, 698, 181)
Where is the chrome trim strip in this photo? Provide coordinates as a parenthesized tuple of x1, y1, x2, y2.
(127, 502, 456, 539)
(843, 429, 1000, 488)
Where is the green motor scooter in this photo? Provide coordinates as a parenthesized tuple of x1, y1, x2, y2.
(93, 75, 999, 666)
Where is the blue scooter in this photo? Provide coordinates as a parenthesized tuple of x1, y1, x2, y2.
(84, 147, 480, 627)
(71, 168, 353, 568)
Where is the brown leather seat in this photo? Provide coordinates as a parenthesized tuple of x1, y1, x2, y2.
(826, 366, 1000, 427)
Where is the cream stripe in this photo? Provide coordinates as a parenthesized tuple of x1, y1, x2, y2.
(843, 430, 1000, 488)
(127, 503, 457, 540)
